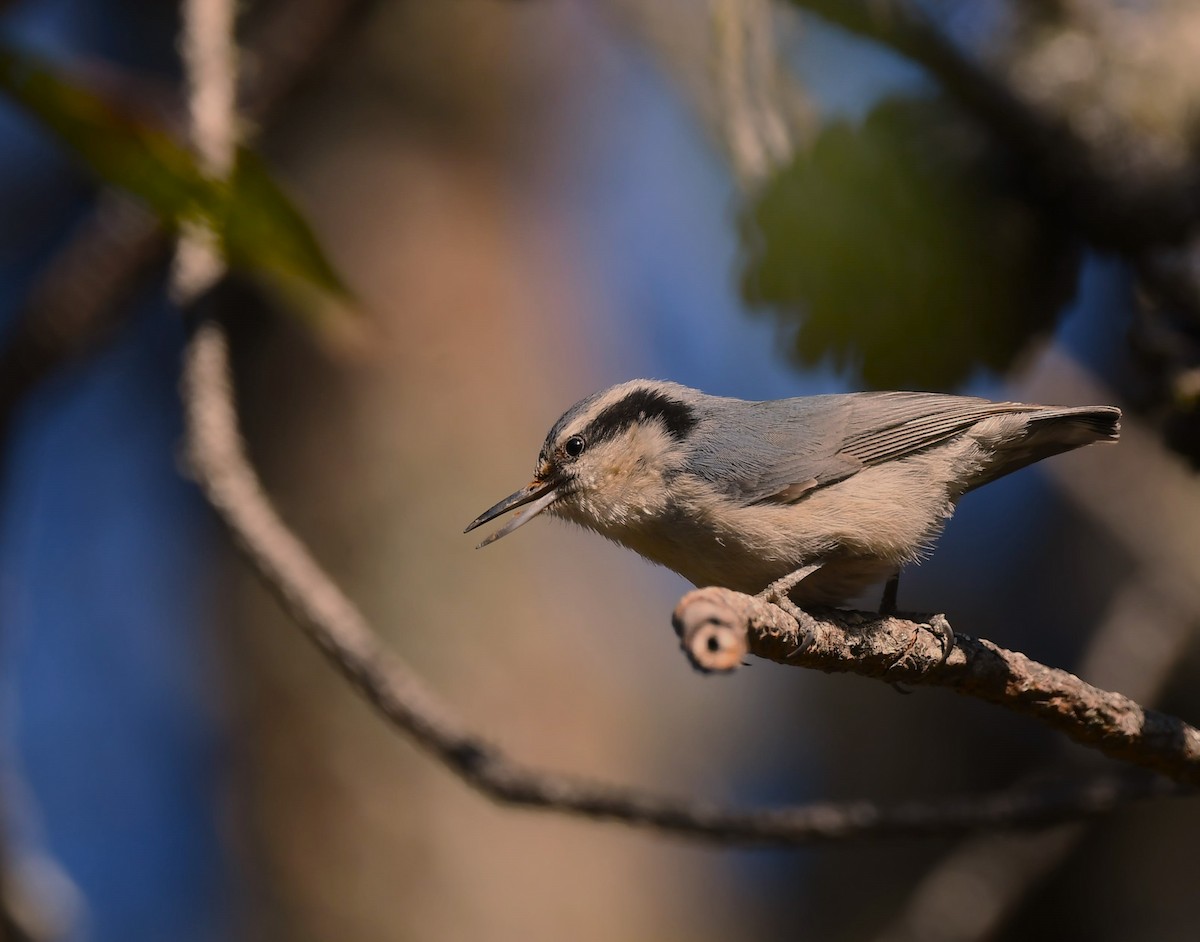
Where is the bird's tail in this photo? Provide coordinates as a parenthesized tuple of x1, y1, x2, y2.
(1025, 404, 1121, 449)
(966, 403, 1121, 493)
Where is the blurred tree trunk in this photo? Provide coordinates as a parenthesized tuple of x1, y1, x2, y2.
(216, 3, 751, 939)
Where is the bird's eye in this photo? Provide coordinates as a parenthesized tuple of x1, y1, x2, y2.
(564, 435, 586, 458)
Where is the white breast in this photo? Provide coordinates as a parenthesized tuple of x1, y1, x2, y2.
(563, 450, 968, 606)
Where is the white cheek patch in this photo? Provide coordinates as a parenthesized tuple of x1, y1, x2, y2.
(575, 421, 679, 524)
(624, 422, 676, 467)
(590, 423, 672, 479)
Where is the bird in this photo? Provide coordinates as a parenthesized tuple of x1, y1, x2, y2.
(464, 379, 1120, 614)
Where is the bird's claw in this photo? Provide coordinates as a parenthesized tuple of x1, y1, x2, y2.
(767, 597, 816, 658)
(925, 614, 955, 665)
(884, 613, 954, 679)
(756, 564, 822, 656)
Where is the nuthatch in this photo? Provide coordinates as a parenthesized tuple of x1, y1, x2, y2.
(465, 380, 1120, 613)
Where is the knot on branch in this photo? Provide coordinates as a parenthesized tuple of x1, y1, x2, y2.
(672, 587, 748, 672)
(673, 587, 807, 673)
(670, 585, 1200, 784)
(675, 586, 959, 678)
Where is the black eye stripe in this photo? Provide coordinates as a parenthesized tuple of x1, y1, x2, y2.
(586, 389, 698, 444)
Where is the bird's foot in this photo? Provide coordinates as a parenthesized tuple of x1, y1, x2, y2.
(756, 564, 822, 607)
(773, 597, 817, 656)
(924, 614, 955, 665)
(884, 613, 955, 680)
(756, 566, 822, 657)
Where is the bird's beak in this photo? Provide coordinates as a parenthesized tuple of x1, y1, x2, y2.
(464, 478, 560, 548)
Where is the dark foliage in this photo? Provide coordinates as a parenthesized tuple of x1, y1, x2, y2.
(740, 96, 1081, 389)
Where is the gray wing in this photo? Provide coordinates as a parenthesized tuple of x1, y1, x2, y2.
(691, 391, 1040, 505)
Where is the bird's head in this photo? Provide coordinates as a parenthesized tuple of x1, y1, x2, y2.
(464, 379, 702, 546)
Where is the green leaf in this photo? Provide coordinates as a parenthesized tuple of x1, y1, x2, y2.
(0, 44, 356, 335)
(224, 149, 357, 335)
(740, 96, 1080, 389)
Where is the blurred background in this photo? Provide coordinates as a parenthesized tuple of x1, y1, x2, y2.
(0, 0, 1198, 940)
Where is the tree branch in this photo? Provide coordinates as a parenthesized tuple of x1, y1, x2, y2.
(180, 317, 1192, 844)
(0, 0, 374, 447)
(874, 565, 1200, 941)
(0, 4, 376, 934)
(789, 0, 1200, 252)
(171, 0, 238, 302)
(674, 587, 1200, 786)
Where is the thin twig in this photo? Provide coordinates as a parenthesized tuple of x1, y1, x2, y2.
(0, 2, 375, 934)
(0, 193, 163, 449)
(674, 587, 1200, 786)
(171, 0, 238, 301)
(179, 318, 1192, 844)
(0, 0, 374, 446)
(873, 581, 1198, 942)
